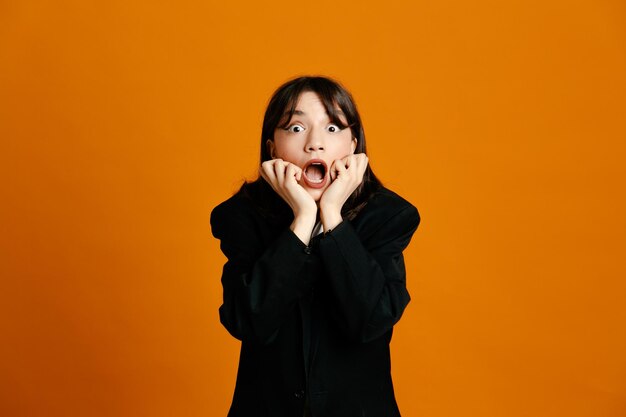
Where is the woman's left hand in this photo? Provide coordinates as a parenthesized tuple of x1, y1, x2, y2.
(319, 153, 369, 230)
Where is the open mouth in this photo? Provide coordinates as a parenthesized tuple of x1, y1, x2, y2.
(302, 159, 328, 189)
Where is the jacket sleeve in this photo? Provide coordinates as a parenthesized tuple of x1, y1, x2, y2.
(318, 204, 420, 343)
(211, 201, 315, 345)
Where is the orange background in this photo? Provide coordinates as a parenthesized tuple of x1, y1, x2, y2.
(1, 1, 625, 416)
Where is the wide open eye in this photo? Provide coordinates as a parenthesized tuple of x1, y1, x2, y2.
(326, 124, 342, 133)
(285, 124, 305, 133)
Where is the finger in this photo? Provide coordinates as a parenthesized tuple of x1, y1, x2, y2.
(292, 164, 303, 182)
(274, 159, 286, 185)
(355, 155, 368, 183)
(356, 154, 368, 173)
(330, 160, 342, 181)
(260, 161, 277, 185)
(285, 163, 299, 184)
(334, 159, 347, 177)
(329, 160, 337, 181)
(343, 154, 354, 169)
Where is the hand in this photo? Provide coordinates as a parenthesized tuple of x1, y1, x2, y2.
(260, 159, 317, 244)
(319, 153, 369, 231)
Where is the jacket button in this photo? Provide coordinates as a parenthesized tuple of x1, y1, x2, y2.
(294, 390, 305, 399)
(303, 247, 312, 254)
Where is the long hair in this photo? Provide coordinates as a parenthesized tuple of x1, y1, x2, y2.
(240, 76, 382, 221)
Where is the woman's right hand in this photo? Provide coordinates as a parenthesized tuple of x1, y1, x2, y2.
(260, 159, 317, 244)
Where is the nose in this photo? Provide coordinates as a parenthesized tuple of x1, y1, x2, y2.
(305, 128, 325, 152)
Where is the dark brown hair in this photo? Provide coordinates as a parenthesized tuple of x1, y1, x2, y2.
(241, 75, 382, 220)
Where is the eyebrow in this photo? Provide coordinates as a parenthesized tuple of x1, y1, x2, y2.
(282, 109, 346, 117)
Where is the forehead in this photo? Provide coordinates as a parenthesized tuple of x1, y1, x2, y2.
(286, 91, 345, 118)
(295, 91, 324, 107)
(286, 92, 326, 119)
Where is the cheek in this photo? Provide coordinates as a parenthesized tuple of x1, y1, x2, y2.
(272, 139, 299, 161)
(334, 134, 356, 154)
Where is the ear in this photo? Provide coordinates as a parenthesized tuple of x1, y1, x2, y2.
(351, 137, 357, 154)
(266, 139, 276, 159)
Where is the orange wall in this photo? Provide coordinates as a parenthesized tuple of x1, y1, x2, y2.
(1, 1, 625, 416)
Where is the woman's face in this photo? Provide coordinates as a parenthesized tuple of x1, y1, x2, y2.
(267, 91, 357, 201)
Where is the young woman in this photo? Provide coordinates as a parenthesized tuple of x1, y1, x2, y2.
(211, 76, 420, 417)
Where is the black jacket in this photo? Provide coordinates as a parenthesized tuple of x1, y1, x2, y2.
(211, 182, 420, 417)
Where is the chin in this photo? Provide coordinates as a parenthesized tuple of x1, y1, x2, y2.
(306, 188, 324, 202)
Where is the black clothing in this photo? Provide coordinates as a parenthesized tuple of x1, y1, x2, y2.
(211, 183, 420, 417)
